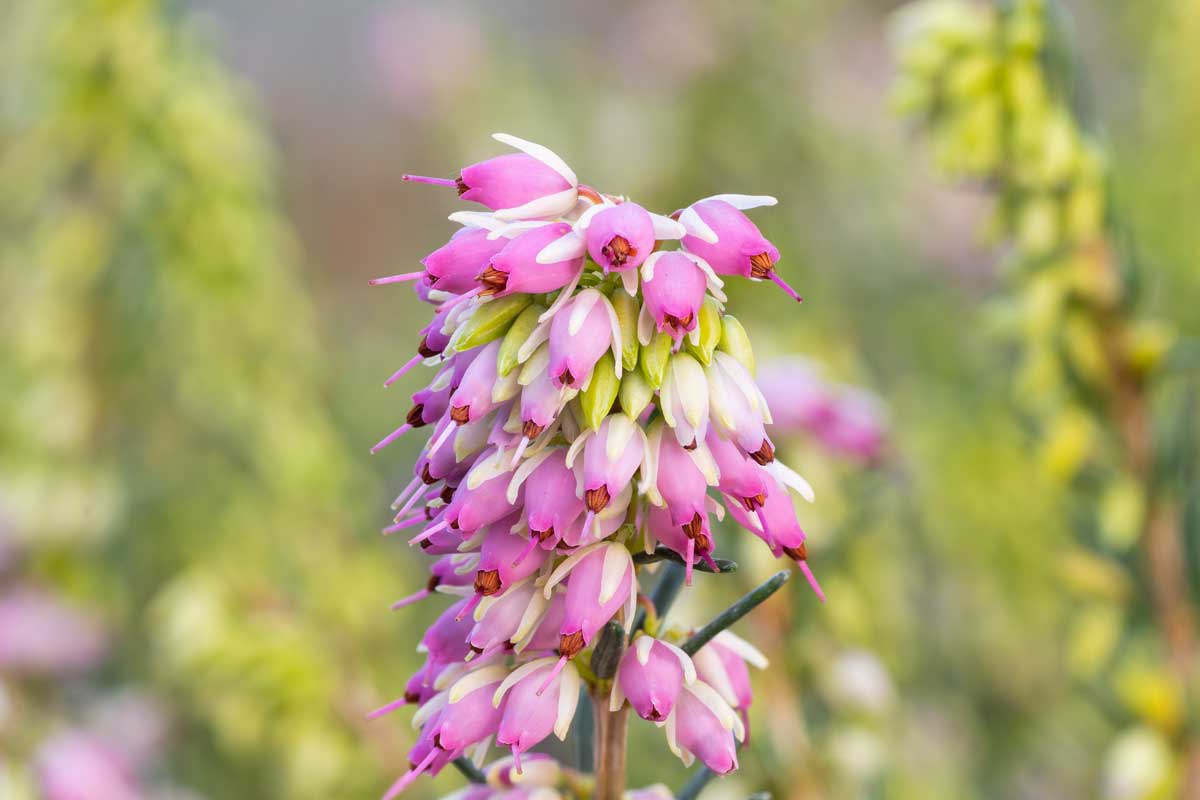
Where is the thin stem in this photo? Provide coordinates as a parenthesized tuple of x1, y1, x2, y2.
(575, 686, 595, 773)
(591, 686, 630, 800)
(451, 757, 486, 784)
(681, 571, 790, 657)
(675, 764, 716, 800)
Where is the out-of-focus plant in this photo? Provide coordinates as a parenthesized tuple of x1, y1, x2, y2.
(893, 0, 1197, 795)
(0, 0, 406, 796)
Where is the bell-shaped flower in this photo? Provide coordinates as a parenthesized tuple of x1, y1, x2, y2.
(436, 663, 509, 753)
(477, 223, 585, 297)
(473, 521, 548, 602)
(447, 341, 503, 426)
(611, 635, 696, 721)
(663, 681, 745, 774)
(706, 352, 774, 463)
(548, 289, 622, 390)
(417, 599, 475, 686)
(659, 353, 710, 448)
(692, 631, 766, 726)
(542, 542, 637, 663)
(405, 133, 578, 221)
(559, 483, 632, 548)
(705, 429, 772, 512)
(467, 578, 548, 657)
(567, 414, 647, 516)
(585, 201, 657, 272)
(639, 252, 708, 344)
(678, 194, 800, 301)
(492, 656, 581, 770)
(423, 226, 511, 295)
(643, 503, 720, 586)
(391, 553, 477, 610)
(507, 449, 584, 552)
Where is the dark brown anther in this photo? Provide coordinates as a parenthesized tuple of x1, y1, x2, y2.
(417, 336, 440, 359)
(749, 252, 775, 279)
(407, 404, 427, 427)
(470, 644, 484, 656)
(535, 527, 555, 542)
(522, 420, 545, 439)
(426, 575, 441, 592)
(663, 312, 694, 331)
(749, 439, 775, 465)
(602, 235, 636, 269)
(782, 542, 808, 562)
(476, 265, 508, 296)
(585, 485, 611, 512)
(695, 533, 712, 553)
(683, 438, 698, 451)
(418, 539, 432, 550)
(739, 492, 766, 512)
(682, 511, 704, 540)
(474, 569, 502, 596)
(558, 630, 586, 658)
(449, 519, 460, 530)
(424, 505, 436, 520)
(421, 463, 436, 484)
(559, 367, 575, 387)
(440, 485, 455, 503)
(577, 185, 605, 204)
(450, 405, 470, 424)
(404, 690, 421, 704)
(455, 176, 469, 196)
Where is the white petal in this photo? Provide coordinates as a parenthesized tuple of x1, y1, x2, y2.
(554, 663, 581, 740)
(492, 133, 579, 187)
(687, 681, 739, 732)
(688, 440, 721, 486)
(564, 427, 592, 468)
(637, 301, 655, 347)
(448, 210, 507, 231)
(510, 590, 549, 646)
(537, 266, 585, 324)
(517, 328, 552, 373)
(678, 205, 718, 244)
(699, 193, 778, 211)
(605, 415, 637, 463)
(536, 230, 587, 264)
(449, 664, 509, 703)
(412, 692, 448, 729)
(712, 630, 768, 669)
(650, 213, 688, 239)
(692, 647, 738, 707)
(494, 188, 579, 222)
(609, 675, 626, 712)
(485, 219, 551, 240)
(600, 294, 623, 379)
(542, 542, 606, 596)
(598, 543, 632, 605)
(635, 635, 655, 666)
(574, 201, 610, 231)
(659, 640, 698, 684)
(766, 460, 816, 503)
(640, 250, 666, 283)
(568, 289, 601, 335)
(493, 657, 556, 706)
(620, 268, 639, 296)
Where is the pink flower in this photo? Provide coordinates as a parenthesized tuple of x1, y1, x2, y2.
(424, 227, 510, 295)
(586, 202, 657, 272)
(640, 252, 707, 343)
(664, 681, 745, 774)
(679, 194, 801, 301)
(692, 631, 767, 718)
(478, 223, 584, 297)
(548, 289, 621, 390)
(36, 731, 140, 800)
(0, 586, 107, 676)
(508, 449, 584, 551)
(612, 636, 696, 721)
(569, 414, 647, 515)
(493, 657, 581, 769)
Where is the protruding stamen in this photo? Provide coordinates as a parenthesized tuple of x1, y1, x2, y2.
(769, 271, 803, 303)
(511, 535, 540, 568)
(409, 518, 449, 546)
(509, 436, 532, 468)
(748, 439, 775, 466)
(455, 592, 483, 621)
(584, 486, 610, 512)
(391, 474, 424, 510)
(384, 355, 424, 387)
(389, 588, 430, 610)
(366, 695, 410, 720)
(535, 653, 570, 697)
(685, 537, 695, 587)
(601, 235, 635, 270)
(382, 748, 439, 800)
(371, 424, 412, 454)
(511, 745, 524, 775)
(369, 270, 425, 286)
(798, 561, 825, 603)
(402, 174, 457, 188)
(382, 513, 424, 535)
(426, 421, 457, 458)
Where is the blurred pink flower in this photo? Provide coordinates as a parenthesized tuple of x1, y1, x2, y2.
(0, 586, 107, 676)
(369, 5, 485, 116)
(36, 731, 140, 800)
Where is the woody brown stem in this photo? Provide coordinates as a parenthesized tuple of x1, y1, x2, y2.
(591, 685, 629, 800)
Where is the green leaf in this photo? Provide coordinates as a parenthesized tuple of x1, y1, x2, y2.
(611, 290, 640, 371)
(640, 331, 673, 389)
(450, 294, 532, 352)
(497, 302, 546, 376)
(581, 352, 619, 429)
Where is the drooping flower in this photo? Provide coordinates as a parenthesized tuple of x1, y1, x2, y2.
(678, 194, 801, 301)
(611, 635, 696, 721)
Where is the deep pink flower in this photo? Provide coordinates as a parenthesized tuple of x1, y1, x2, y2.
(641, 252, 707, 343)
(612, 636, 695, 721)
(586, 202, 656, 272)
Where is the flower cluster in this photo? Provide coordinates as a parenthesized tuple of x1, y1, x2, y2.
(371, 134, 822, 797)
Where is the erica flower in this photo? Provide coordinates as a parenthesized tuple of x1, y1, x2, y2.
(371, 133, 833, 796)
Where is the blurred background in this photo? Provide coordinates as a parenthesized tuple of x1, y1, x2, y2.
(2, 0, 1198, 798)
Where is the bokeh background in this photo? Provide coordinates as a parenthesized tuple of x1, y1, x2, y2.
(2, 0, 1198, 798)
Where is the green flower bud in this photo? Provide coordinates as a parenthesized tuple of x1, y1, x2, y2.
(639, 331, 673, 390)
(718, 315, 755, 375)
(618, 369, 654, 421)
(610, 290, 640, 372)
(685, 297, 723, 366)
(449, 294, 532, 352)
(581, 352, 619, 430)
(496, 302, 546, 377)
